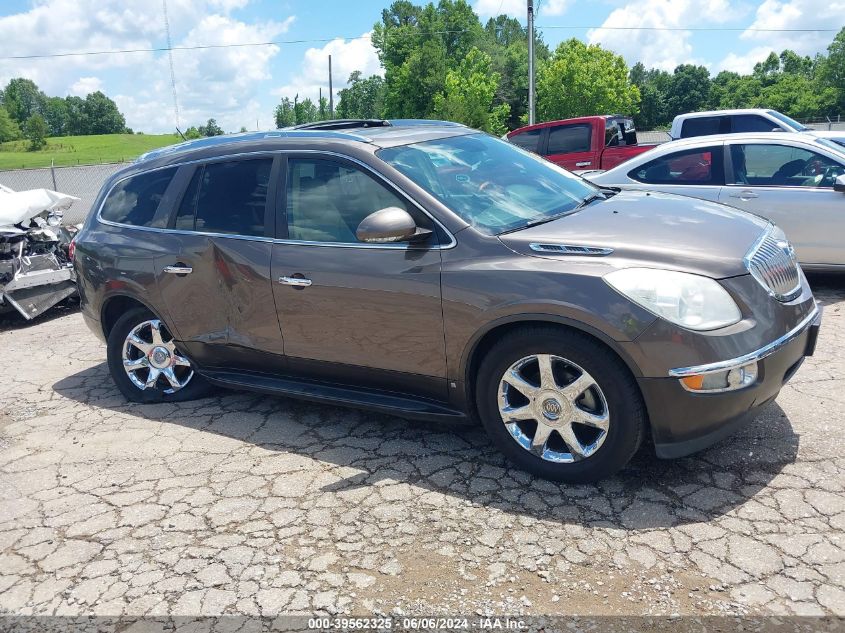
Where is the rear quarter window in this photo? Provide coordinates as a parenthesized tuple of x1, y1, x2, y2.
(509, 128, 543, 153)
(681, 117, 727, 138)
(100, 168, 177, 227)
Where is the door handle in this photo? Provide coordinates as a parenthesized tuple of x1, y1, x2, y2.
(728, 190, 759, 200)
(279, 275, 312, 288)
(163, 265, 193, 275)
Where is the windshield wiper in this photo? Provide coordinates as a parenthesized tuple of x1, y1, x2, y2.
(575, 191, 606, 209)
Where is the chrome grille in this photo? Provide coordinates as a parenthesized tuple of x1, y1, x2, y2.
(744, 226, 801, 302)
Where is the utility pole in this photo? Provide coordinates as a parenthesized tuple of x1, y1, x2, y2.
(328, 55, 334, 119)
(527, 0, 535, 125)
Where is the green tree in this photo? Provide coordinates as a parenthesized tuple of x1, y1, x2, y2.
(274, 97, 296, 127)
(665, 64, 711, 119)
(2, 78, 45, 125)
(198, 118, 224, 136)
(184, 126, 202, 139)
(336, 72, 386, 119)
(83, 91, 126, 134)
(43, 96, 68, 136)
(819, 27, 845, 112)
(629, 62, 672, 129)
(24, 113, 48, 150)
(536, 39, 640, 121)
(432, 47, 510, 133)
(294, 98, 318, 124)
(64, 96, 88, 135)
(0, 106, 21, 142)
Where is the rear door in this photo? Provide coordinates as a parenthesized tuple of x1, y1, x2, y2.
(154, 154, 286, 372)
(719, 142, 845, 266)
(543, 122, 594, 170)
(624, 144, 726, 202)
(270, 153, 448, 400)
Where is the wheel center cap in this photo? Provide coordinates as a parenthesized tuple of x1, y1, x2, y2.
(541, 397, 563, 421)
(149, 346, 171, 369)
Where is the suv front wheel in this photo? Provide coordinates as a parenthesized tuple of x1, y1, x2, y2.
(106, 307, 212, 403)
(476, 326, 645, 483)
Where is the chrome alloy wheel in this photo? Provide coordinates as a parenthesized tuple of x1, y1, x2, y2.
(122, 319, 194, 394)
(497, 354, 610, 463)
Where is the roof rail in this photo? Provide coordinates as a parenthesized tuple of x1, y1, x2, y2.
(291, 119, 391, 131)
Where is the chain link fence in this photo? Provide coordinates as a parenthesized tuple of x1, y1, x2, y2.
(0, 162, 124, 224)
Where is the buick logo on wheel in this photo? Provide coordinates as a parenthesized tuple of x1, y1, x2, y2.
(542, 398, 562, 420)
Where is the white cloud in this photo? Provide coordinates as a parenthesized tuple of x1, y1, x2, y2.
(0, 0, 295, 133)
(587, 0, 747, 71)
(716, 46, 774, 73)
(69, 76, 104, 96)
(474, 0, 570, 19)
(740, 0, 845, 56)
(272, 32, 382, 106)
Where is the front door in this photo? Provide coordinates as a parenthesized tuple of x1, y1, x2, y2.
(718, 142, 845, 266)
(544, 123, 594, 170)
(270, 155, 447, 400)
(154, 156, 286, 372)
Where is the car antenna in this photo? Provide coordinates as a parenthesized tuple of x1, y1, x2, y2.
(175, 126, 187, 141)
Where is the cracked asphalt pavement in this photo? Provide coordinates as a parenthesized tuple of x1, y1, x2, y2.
(0, 276, 844, 619)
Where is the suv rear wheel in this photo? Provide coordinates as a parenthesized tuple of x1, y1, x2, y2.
(476, 326, 645, 483)
(106, 307, 212, 403)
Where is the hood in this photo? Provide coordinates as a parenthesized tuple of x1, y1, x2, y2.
(498, 189, 769, 278)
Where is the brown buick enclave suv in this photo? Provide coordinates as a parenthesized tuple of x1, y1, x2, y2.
(74, 119, 821, 482)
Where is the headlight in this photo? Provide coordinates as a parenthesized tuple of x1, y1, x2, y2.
(605, 268, 741, 331)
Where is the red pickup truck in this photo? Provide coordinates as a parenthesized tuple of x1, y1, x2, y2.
(506, 115, 657, 171)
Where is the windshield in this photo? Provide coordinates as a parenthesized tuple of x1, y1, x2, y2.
(767, 110, 809, 132)
(377, 133, 598, 235)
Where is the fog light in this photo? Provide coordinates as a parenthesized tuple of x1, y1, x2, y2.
(679, 362, 758, 393)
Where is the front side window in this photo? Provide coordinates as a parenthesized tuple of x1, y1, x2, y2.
(100, 167, 176, 227)
(546, 124, 591, 155)
(286, 158, 413, 243)
(630, 146, 722, 185)
(730, 144, 845, 188)
(175, 159, 272, 236)
(509, 128, 542, 153)
(378, 133, 598, 235)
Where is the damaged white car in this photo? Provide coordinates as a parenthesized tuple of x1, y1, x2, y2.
(0, 184, 81, 320)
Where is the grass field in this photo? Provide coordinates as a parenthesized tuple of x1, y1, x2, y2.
(0, 133, 182, 169)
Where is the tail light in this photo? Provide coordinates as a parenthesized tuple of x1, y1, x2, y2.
(68, 237, 77, 262)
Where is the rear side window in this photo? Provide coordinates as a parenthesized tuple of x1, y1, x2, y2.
(630, 146, 724, 185)
(175, 159, 272, 236)
(547, 124, 591, 154)
(681, 117, 728, 138)
(732, 115, 777, 133)
(100, 168, 176, 227)
(509, 128, 543, 153)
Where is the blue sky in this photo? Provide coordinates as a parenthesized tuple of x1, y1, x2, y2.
(0, 0, 841, 133)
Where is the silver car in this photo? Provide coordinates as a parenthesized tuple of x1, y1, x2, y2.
(588, 132, 845, 270)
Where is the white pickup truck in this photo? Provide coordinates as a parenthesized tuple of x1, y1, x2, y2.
(670, 108, 810, 139)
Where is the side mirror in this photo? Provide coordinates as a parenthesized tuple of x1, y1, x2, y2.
(356, 207, 430, 243)
(834, 174, 845, 193)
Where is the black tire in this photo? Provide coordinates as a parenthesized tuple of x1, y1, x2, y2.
(476, 326, 646, 483)
(106, 307, 213, 404)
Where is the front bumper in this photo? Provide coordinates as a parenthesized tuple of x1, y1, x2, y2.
(639, 305, 821, 458)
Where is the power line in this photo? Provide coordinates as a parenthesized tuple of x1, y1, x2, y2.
(0, 25, 840, 61)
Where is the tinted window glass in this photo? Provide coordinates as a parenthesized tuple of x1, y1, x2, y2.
(509, 128, 542, 153)
(732, 115, 777, 133)
(379, 133, 598, 235)
(730, 144, 844, 188)
(681, 117, 725, 138)
(100, 168, 176, 227)
(630, 146, 722, 185)
(286, 159, 412, 243)
(174, 168, 201, 230)
(547, 124, 591, 154)
(187, 159, 271, 236)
